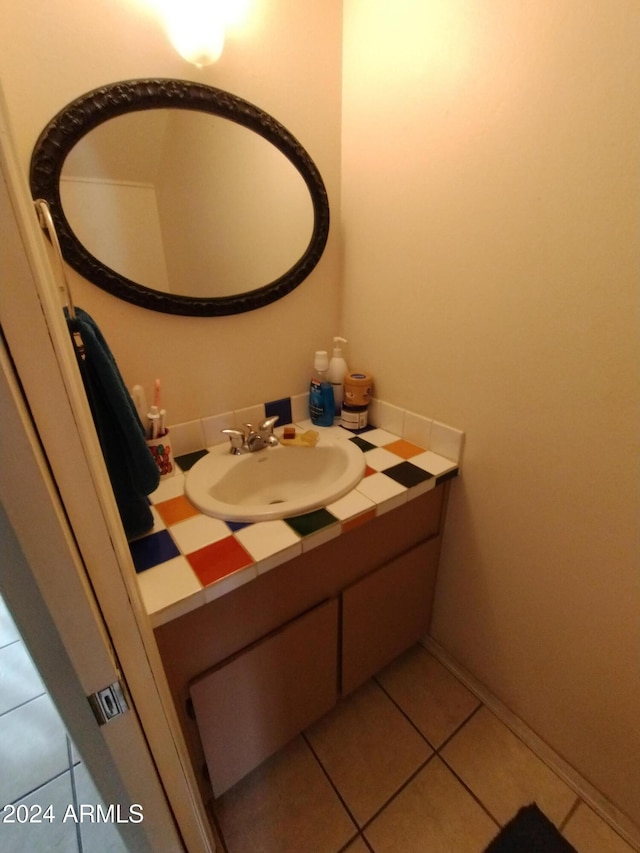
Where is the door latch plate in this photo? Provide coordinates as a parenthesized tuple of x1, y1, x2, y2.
(88, 681, 128, 725)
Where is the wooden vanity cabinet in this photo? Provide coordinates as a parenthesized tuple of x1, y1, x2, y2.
(341, 537, 441, 694)
(190, 598, 338, 796)
(154, 483, 449, 798)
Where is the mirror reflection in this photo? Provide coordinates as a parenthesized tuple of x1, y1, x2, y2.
(29, 79, 330, 316)
(60, 110, 314, 298)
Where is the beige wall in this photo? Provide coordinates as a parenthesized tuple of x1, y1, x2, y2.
(0, 0, 343, 422)
(2, 0, 639, 832)
(342, 0, 640, 827)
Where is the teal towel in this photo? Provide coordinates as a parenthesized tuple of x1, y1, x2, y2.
(67, 308, 160, 538)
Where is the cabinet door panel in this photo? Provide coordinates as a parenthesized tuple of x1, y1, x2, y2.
(190, 598, 338, 796)
(342, 538, 440, 695)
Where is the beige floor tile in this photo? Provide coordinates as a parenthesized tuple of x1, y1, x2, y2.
(214, 736, 357, 853)
(376, 645, 480, 747)
(365, 757, 498, 853)
(74, 762, 129, 853)
(563, 802, 638, 853)
(0, 694, 69, 806)
(2, 771, 77, 853)
(0, 640, 45, 715)
(440, 706, 576, 826)
(306, 680, 433, 827)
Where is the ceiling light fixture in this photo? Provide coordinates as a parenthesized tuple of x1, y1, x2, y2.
(162, 0, 226, 67)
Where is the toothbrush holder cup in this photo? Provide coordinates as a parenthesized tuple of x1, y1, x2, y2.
(146, 429, 174, 479)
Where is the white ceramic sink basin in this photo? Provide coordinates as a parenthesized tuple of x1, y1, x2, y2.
(185, 435, 366, 522)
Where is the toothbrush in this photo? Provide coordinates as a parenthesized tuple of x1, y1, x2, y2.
(149, 379, 169, 438)
(131, 385, 148, 428)
(147, 407, 160, 440)
(153, 379, 168, 437)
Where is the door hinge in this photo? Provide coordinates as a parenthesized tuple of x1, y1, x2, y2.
(88, 681, 129, 726)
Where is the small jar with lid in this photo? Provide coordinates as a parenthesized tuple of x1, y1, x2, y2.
(341, 371, 373, 430)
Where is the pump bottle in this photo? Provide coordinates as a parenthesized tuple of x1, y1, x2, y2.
(327, 336, 348, 413)
(309, 351, 335, 426)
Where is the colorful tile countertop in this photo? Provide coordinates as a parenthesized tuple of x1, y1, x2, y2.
(131, 418, 461, 628)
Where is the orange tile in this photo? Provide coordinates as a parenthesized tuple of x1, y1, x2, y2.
(187, 537, 254, 587)
(364, 465, 377, 477)
(154, 495, 201, 526)
(383, 439, 425, 459)
(342, 509, 377, 533)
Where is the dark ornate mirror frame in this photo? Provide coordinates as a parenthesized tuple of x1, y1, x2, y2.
(30, 79, 330, 316)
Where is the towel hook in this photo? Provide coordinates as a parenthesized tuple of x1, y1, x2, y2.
(33, 199, 76, 320)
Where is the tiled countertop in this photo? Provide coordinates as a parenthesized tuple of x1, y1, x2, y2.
(130, 421, 460, 628)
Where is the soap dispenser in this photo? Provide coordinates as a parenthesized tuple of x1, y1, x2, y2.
(327, 336, 348, 413)
(309, 350, 335, 426)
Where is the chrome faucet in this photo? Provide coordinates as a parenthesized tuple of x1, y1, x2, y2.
(222, 415, 280, 454)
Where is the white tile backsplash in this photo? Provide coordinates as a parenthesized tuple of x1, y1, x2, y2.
(371, 399, 404, 435)
(167, 397, 464, 468)
(431, 421, 465, 464)
(202, 411, 235, 448)
(234, 404, 266, 431)
(168, 419, 206, 457)
(402, 411, 433, 449)
(291, 392, 310, 423)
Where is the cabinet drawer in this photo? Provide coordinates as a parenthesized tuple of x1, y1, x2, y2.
(341, 538, 440, 695)
(189, 598, 338, 797)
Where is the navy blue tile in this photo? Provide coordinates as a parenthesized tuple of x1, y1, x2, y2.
(265, 397, 292, 426)
(129, 530, 180, 573)
(225, 520, 252, 533)
(175, 449, 209, 472)
(383, 462, 434, 489)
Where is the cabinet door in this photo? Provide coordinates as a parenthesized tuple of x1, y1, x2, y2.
(342, 538, 440, 695)
(190, 598, 338, 797)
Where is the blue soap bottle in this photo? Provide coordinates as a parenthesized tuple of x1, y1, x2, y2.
(309, 350, 335, 426)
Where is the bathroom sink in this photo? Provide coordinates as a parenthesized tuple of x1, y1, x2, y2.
(185, 434, 366, 522)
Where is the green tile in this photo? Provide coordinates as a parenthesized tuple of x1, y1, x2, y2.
(285, 508, 338, 537)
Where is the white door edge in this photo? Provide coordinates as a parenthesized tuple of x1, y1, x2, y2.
(0, 82, 215, 853)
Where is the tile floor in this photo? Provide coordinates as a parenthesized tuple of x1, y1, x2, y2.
(211, 644, 637, 853)
(0, 592, 126, 853)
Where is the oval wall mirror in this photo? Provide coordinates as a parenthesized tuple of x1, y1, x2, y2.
(30, 79, 330, 316)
